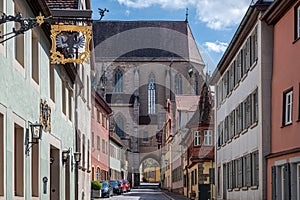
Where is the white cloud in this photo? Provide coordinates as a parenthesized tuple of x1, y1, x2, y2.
(115, 0, 250, 30)
(204, 41, 228, 53)
(125, 10, 131, 16)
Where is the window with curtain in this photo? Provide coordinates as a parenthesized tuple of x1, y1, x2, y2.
(148, 73, 156, 114)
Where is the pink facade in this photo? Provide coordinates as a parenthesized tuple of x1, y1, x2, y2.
(91, 91, 112, 181)
(264, 1, 300, 199)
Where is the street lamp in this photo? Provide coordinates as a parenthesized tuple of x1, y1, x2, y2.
(25, 121, 43, 155)
(62, 149, 71, 164)
(74, 152, 81, 163)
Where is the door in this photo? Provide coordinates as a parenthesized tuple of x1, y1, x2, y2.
(199, 184, 210, 200)
(50, 146, 60, 200)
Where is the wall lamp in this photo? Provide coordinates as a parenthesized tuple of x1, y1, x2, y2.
(25, 121, 43, 156)
(74, 152, 81, 163)
(62, 148, 71, 164)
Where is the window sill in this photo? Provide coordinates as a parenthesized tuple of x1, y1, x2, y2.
(227, 189, 233, 192)
(241, 73, 248, 82)
(281, 122, 292, 128)
(234, 188, 240, 191)
(82, 167, 87, 172)
(241, 129, 248, 135)
(249, 60, 257, 71)
(233, 83, 240, 91)
(296, 119, 300, 122)
(228, 91, 232, 98)
(241, 187, 248, 191)
(250, 122, 258, 129)
(292, 37, 300, 44)
(227, 139, 232, 144)
(250, 186, 258, 190)
(87, 169, 91, 173)
(222, 143, 226, 147)
(217, 146, 221, 150)
(233, 134, 240, 140)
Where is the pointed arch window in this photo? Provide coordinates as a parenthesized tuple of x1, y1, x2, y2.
(115, 116, 124, 139)
(114, 69, 123, 93)
(148, 73, 156, 114)
(175, 73, 182, 95)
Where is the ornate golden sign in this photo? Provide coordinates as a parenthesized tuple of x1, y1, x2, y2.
(40, 99, 51, 132)
(50, 24, 92, 64)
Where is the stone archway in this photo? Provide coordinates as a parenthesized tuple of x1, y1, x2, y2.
(139, 151, 161, 184)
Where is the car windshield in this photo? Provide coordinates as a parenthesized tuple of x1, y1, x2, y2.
(110, 181, 118, 186)
(101, 182, 108, 187)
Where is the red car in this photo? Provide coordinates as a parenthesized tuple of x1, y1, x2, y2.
(124, 180, 131, 192)
(118, 180, 126, 193)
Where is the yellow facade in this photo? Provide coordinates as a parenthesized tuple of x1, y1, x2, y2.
(143, 167, 160, 183)
(185, 162, 215, 199)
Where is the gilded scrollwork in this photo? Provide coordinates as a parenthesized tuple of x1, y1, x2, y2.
(50, 24, 92, 64)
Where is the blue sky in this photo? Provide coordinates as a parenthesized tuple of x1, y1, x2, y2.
(90, 0, 252, 73)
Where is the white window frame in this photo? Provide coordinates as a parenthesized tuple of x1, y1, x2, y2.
(285, 90, 293, 125)
(194, 131, 201, 146)
(297, 6, 300, 39)
(204, 130, 213, 146)
(96, 167, 101, 181)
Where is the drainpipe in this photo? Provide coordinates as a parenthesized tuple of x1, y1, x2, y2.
(75, 50, 79, 200)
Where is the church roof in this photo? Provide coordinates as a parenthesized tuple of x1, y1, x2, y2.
(92, 20, 205, 64)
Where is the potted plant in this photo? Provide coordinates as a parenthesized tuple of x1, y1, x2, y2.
(91, 181, 102, 198)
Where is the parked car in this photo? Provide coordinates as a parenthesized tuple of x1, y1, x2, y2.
(124, 180, 131, 192)
(100, 181, 113, 198)
(118, 180, 126, 193)
(110, 180, 122, 195)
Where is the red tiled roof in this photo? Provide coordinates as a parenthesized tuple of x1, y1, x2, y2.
(46, 0, 79, 9)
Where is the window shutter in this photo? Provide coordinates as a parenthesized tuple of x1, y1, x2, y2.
(225, 116, 228, 142)
(254, 26, 258, 61)
(220, 121, 223, 145)
(238, 50, 243, 81)
(238, 157, 243, 188)
(232, 160, 236, 188)
(228, 162, 232, 189)
(247, 96, 251, 128)
(271, 166, 276, 200)
(255, 88, 258, 123)
(232, 111, 236, 137)
(246, 154, 251, 187)
(246, 37, 251, 71)
(283, 163, 291, 200)
(255, 151, 259, 186)
(218, 124, 221, 147)
(241, 103, 244, 131)
(282, 92, 287, 126)
(235, 108, 239, 135)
